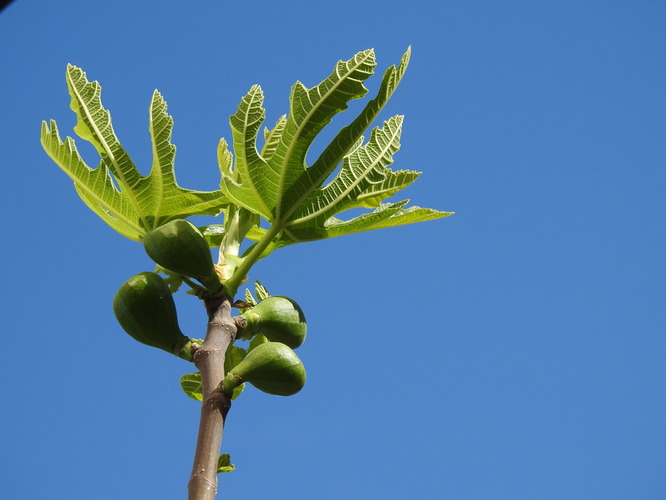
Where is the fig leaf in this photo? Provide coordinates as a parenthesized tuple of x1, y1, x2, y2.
(41, 66, 227, 241)
(180, 372, 203, 401)
(180, 372, 244, 401)
(248, 334, 269, 351)
(244, 288, 256, 308)
(224, 345, 247, 374)
(217, 454, 235, 473)
(254, 281, 270, 301)
(219, 47, 451, 292)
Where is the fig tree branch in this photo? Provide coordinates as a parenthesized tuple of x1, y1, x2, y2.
(188, 296, 236, 500)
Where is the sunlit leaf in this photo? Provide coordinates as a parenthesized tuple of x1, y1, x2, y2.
(217, 48, 451, 290)
(42, 65, 228, 241)
(254, 281, 270, 301)
(180, 372, 203, 401)
(45, 50, 451, 294)
(217, 454, 235, 473)
(244, 288, 256, 306)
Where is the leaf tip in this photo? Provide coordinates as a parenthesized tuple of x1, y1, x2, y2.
(65, 63, 83, 78)
(150, 89, 169, 113)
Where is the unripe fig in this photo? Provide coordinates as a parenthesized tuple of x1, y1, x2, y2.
(113, 272, 191, 357)
(223, 342, 306, 396)
(240, 296, 307, 348)
(143, 219, 218, 285)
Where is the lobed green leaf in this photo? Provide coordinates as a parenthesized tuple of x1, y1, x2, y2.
(42, 65, 228, 240)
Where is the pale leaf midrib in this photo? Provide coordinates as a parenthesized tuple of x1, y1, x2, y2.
(278, 64, 399, 227)
(67, 69, 149, 229)
(76, 183, 145, 237)
(148, 93, 166, 229)
(58, 150, 143, 234)
(240, 86, 272, 219)
(41, 127, 139, 234)
(274, 52, 374, 220)
(285, 120, 401, 227)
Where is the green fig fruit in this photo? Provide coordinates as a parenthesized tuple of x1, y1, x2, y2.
(239, 296, 307, 348)
(142, 219, 218, 286)
(113, 272, 191, 358)
(223, 342, 306, 396)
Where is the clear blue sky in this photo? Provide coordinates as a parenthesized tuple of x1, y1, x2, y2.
(1, 1, 665, 499)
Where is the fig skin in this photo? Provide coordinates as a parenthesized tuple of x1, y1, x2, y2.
(113, 272, 190, 357)
(143, 219, 217, 284)
(223, 342, 306, 396)
(240, 296, 307, 348)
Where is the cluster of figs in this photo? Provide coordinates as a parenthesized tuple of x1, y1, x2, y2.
(112, 219, 307, 397)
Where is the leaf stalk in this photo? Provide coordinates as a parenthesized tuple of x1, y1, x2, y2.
(224, 223, 281, 296)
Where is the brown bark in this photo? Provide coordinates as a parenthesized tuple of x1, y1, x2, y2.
(188, 296, 236, 500)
